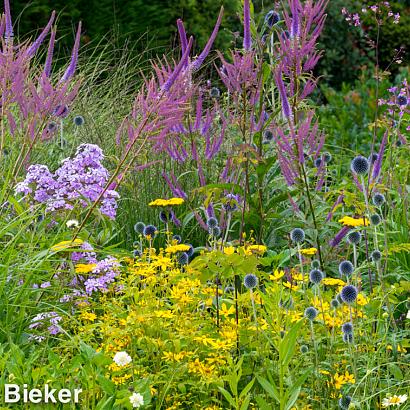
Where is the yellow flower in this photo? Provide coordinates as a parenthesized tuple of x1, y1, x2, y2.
(333, 371, 355, 390)
(382, 394, 408, 407)
(223, 246, 236, 255)
(245, 244, 267, 255)
(387, 345, 407, 353)
(300, 248, 317, 256)
(283, 281, 300, 291)
(149, 198, 185, 207)
(80, 311, 97, 322)
(270, 269, 285, 281)
(75, 263, 97, 274)
(338, 216, 369, 227)
(322, 277, 346, 287)
(51, 239, 83, 252)
(219, 303, 235, 317)
(356, 293, 368, 306)
(165, 244, 191, 254)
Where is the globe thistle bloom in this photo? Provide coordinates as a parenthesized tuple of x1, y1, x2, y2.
(397, 95, 408, 106)
(47, 121, 58, 132)
(341, 322, 354, 334)
(133, 249, 141, 257)
(372, 193, 385, 207)
(331, 299, 340, 308)
(178, 252, 189, 265)
(53, 104, 69, 118)
(209, 226, 221, 237)
(342, 332, 353, 343)
(370, 214, 381, 226)
(340, 285, 358, 304)
(369, 153, 378, 164)
(186, 244, 194, 257)
(210, 87, 221, 99)
(73, 115, 85, 126)
(134, 222, 145, 234)
(347, 231, 361, 245)
(243, 274, 258, 289)
(290, 228, 305, 243)
(223, 194, 240, 212)
(371, 250, 382, 262)
(339, 395, 352, 410)
(311, 259, 320, 269)
(314, 158, 322, 168)
(304, 306, 318, 321)
(159, 210, 170, 223)
(143, 224, 157, 238)
(350, 155, 369, 175)
(300, 345, 309, 354)
(263, 130, 274, 142)
(309, 269, 324, 284)
(323, 152, 332, 164)
(172, 234, 182, 243)
(265, 10, 280, 27)
(339, 260, 354, 276)
(206, 217, 218, 229)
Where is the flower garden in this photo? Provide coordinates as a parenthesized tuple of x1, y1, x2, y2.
(0, 0, 409, 408)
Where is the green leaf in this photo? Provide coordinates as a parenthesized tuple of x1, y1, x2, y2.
(257, 376, 280, 403)
(218, 386, 236, 408)
(239, 378, 255, 399)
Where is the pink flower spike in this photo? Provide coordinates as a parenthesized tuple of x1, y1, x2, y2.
(176, 19, 188, 54)
(4, 0, 13, 41)
(27, 11, 55, 57)
(61, 22, 82, 82)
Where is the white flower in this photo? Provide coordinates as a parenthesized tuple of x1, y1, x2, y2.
(66, 219, 79, 228)
(113, 351, 132, 367)
(382, 394, 408, 407)
(129, 392, 144, 408)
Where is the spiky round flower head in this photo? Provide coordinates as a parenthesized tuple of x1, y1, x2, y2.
(134, 222, 145, 234)
(159, 210, 169, 223)
(369, 153, 378, 164)
(371, 249, 382, 262)
(397, 95, 408, 106)
(243, 274, 258, 289)
(73, 115, 85, 126)
(339, 260, 354, 276)
(206, 217, 218, 229)
(341, 322, 354, 334)
(172, 234, 182, 244)
(323, 152, 332, 164)
(396, 139, 403, 147)
(309, 269, 324, 285)
(340, 285, 358, 304)
(311, 259, 320, 269)
(143, 224, 157, 238)
(281, 30, 290, 39)
(210, 226, 221, 238)
(370, 214, 381, 226)
(186, 244, 194, 257)
(290, 228, 305, 244)
(47, 121, 58, 132)
(304, 307, 318, 321)
(210, 87, 221, 99)
(347, 231, 361, 245)
(339, 395, 352, 410)
(178, 252, 189, 265)
(300, 345, 309, 354)
(314, 158, 322, 168)
(53, 104, 69, 118)
(265, 10, 280, 27)
(263, 130, 274, 142)
(133, 249, 141, 258)
(350, 155, 369, 175)
(223, 194, 240, 212)
(372, 193, 385, 207)
(342, 332, 353, 343)
(331, 299, 340, 309)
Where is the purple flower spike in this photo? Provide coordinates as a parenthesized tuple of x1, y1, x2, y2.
(243, 0, 252, 51)
(275, 67, 291, 118)
(4, 0, 13, 41)
(290, 0, 300, 38)
(372, 131, 387, 182)
(44, 28, 56, 77)
(161, 36, 193, 92)
(61, 22, 82, 82)
(191, 7, 224, 71)
(177, 19, 188, 55)
(27, 11, 55, 57)
(329, 226, 351, 247)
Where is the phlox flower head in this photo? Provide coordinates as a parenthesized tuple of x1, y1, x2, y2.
(129, 392, 144, 408)
(113, 351, 132, 367)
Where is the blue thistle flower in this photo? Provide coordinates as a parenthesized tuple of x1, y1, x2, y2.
(347, 231, 361, 245)
(134, 222, 145, 234)
(339, 260, 354, 276)
(186, 244, 194, 257)
(281, 30, 290, 39)
(206, 217, 218, 229)
(304, 306, 318, 321)
(369, 153, 378, 164)
(341, 322, 353, 334)
(243, 274, 258, 289)
(210, 87, 221, 99)
(159, 210, 169, 223)
(178, 252, 189, 265)
(73, 115, 84, 126)
(133, 249, 141, 257)
(47, 121, 58, 132)
(372, 193, 385, 207)
(223, 194, 239, 212)
(314, 158, 322, 168)
(396, 139, 403, 147)
(350, 155, 369, 175)
(143, 224, 157, 238)
(330, 299, 340, 308)
(339, 395, 352, 409)
(53, 104, 69, 118)
(311, 259, 320, 269)
(323, 152, 332, 164)
(342, 332, 353, 343)
(290, 228, 305, 243)
(371, 250, 382, 262)
(397, 95, 408, 106)
(309, 269, 324, 284)
(263, 130, 274, 142)
(265, 10, 280, 27)
(209, 226, 221, 237)
(172, 234, 182, 243)
(370, 214, 381, 226)
(340, 285, 358, 304)
(300, 345, 309, 354)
